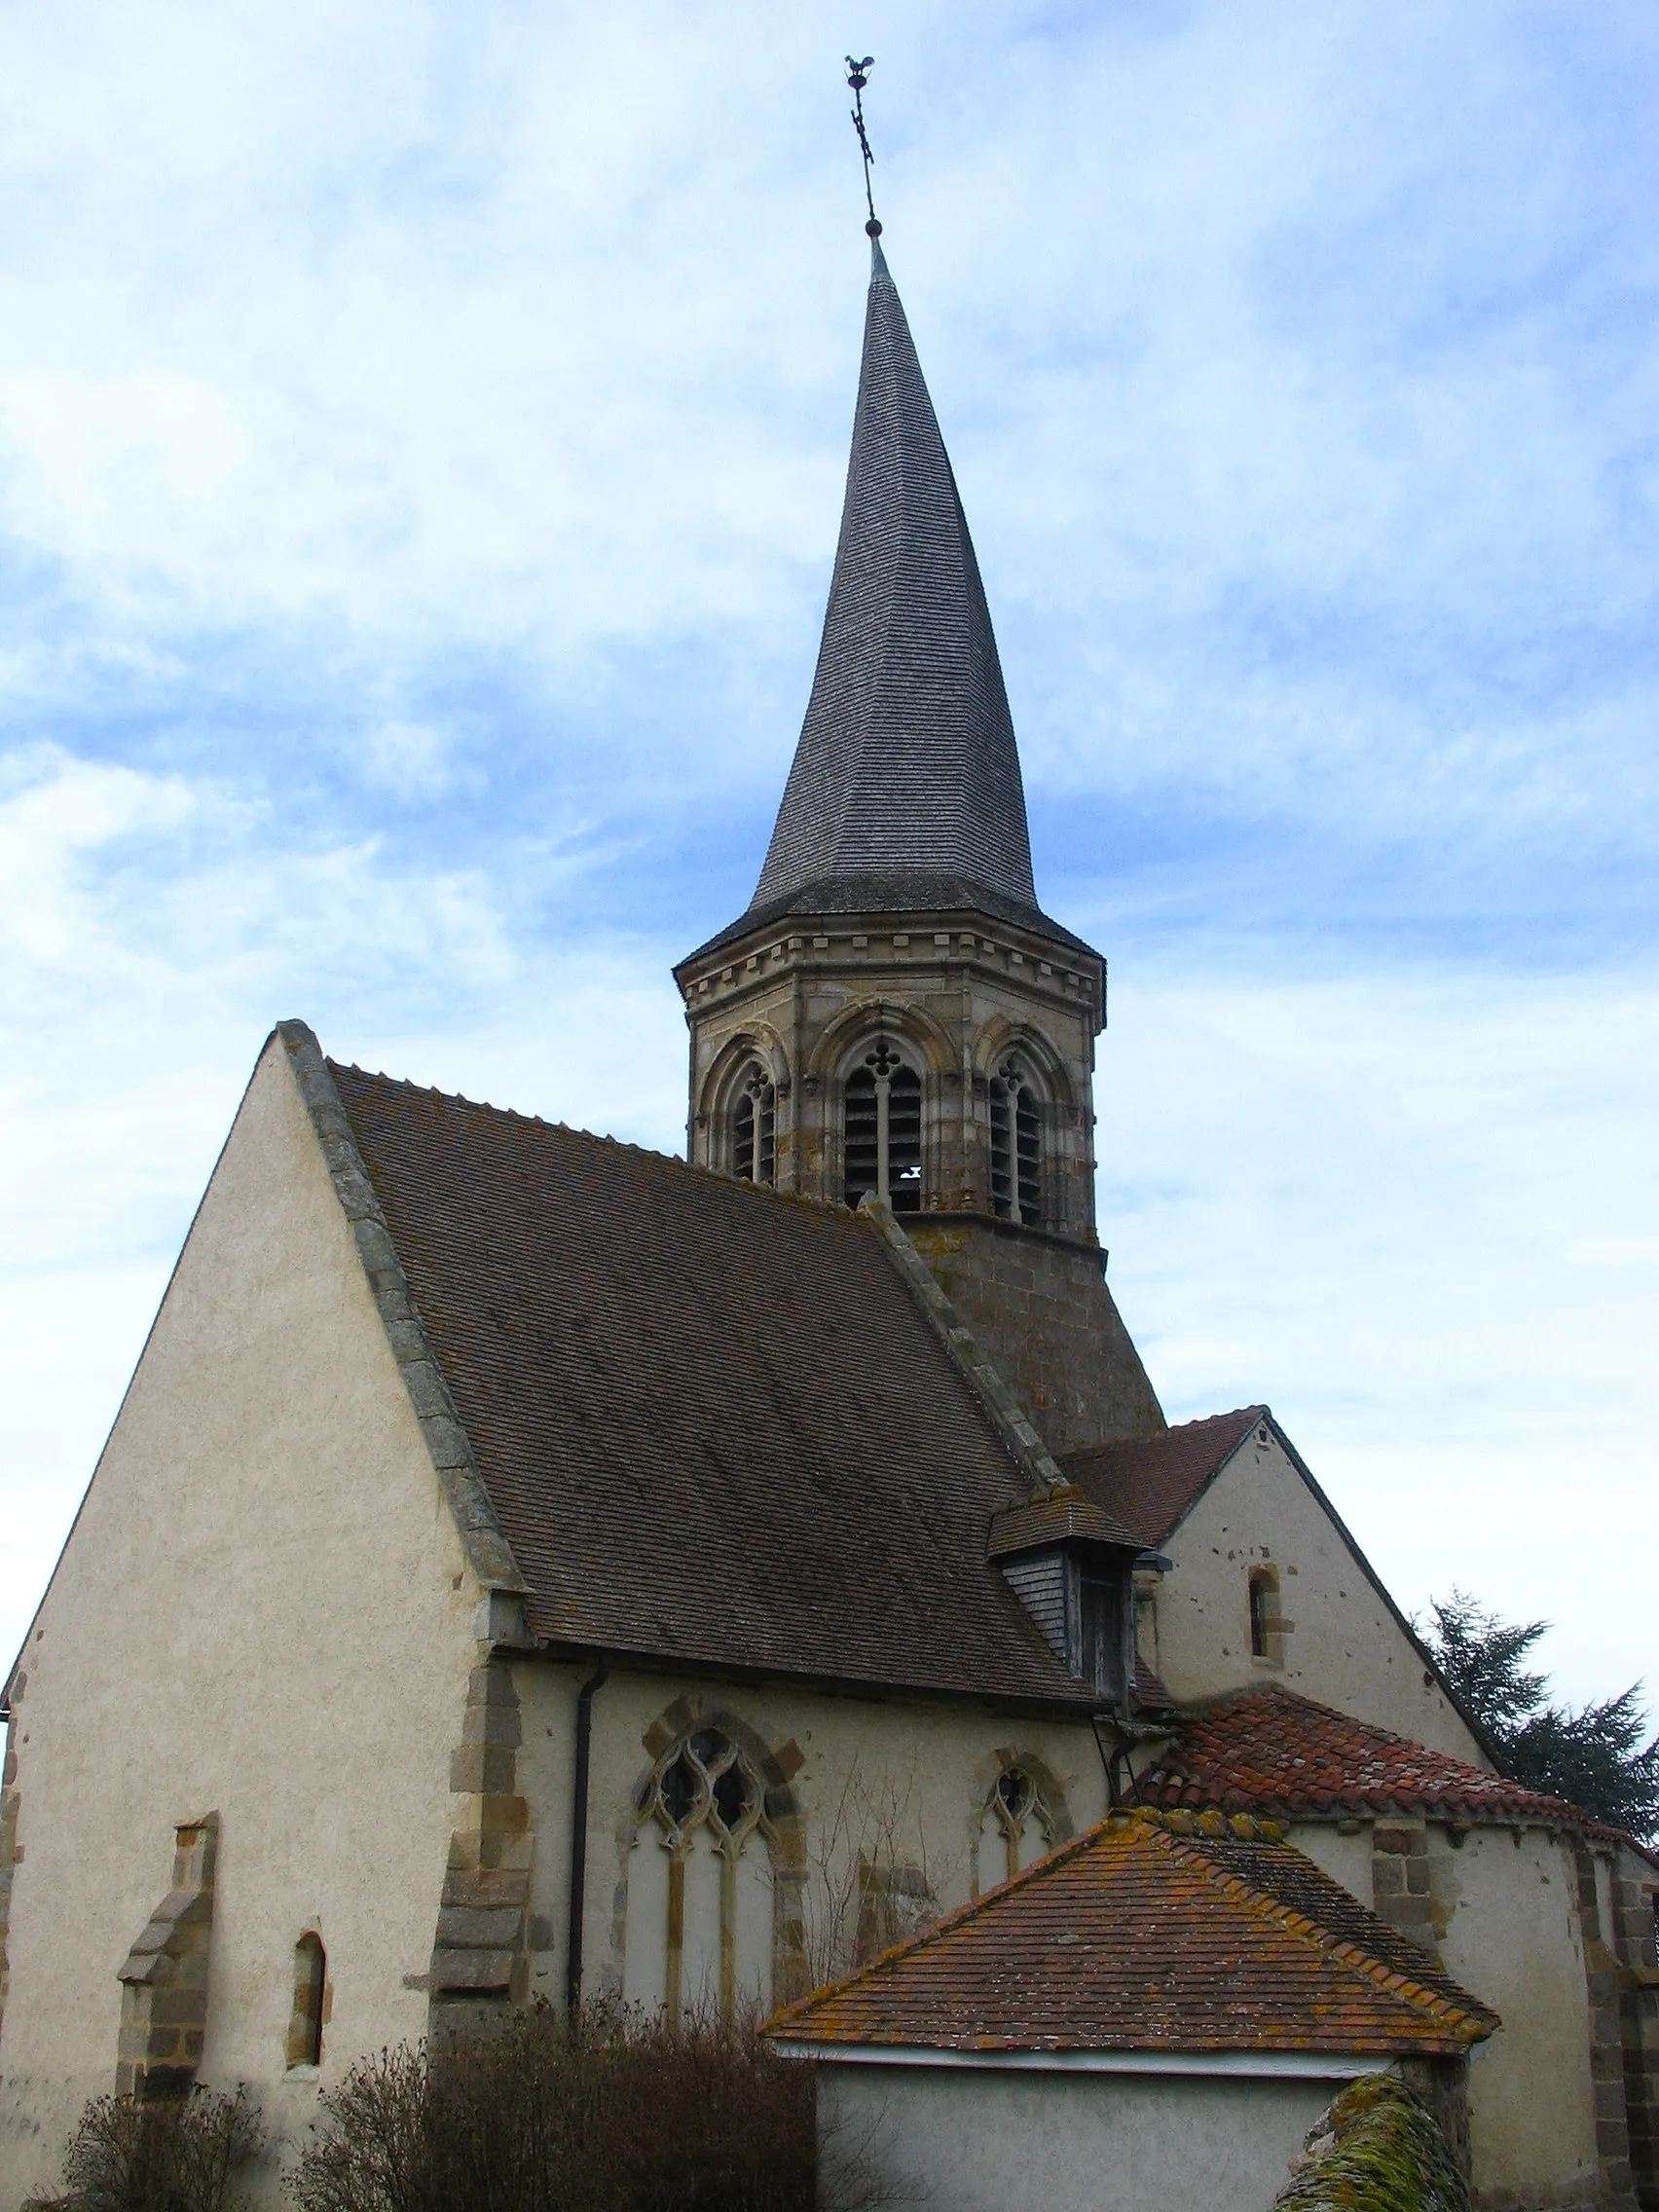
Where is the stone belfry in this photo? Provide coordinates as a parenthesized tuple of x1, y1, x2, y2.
(674, 235, 1162, 1450)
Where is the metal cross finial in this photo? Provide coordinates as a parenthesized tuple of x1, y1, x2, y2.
(845, 55, 880, 237)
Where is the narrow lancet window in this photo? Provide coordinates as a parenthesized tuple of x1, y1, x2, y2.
(286, 1933, 325, 2069)
(988, 1059, 1043, 1227)
(843, 1040, 922, 1212)
(1248, 1567, 1280, 1661)
(732, 1065, 775, 1185)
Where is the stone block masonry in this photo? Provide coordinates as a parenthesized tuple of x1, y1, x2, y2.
(906, 1216, 1163, 1453)
(428, 1660, 534, 2041)
(1573, 1842, 1642, 2212)
(1608, 1848, 1659, 2212)
(115, 1814, 218, 2101)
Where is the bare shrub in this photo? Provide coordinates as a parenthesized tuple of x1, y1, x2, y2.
(27, 2085, 264, 2212)
(287, 2001, 893, 2212)
(803, 1758, 940, 1989)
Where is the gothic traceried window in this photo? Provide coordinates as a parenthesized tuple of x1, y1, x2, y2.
(732, 1064, 775, 1186)
(988, 1058, 1043, 1227)
(625, 1729, 774, 2026)
(843, 1039, 922, 1212)
(977, 1765, 1059, 1894)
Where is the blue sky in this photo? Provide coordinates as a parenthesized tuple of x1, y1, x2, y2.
(2, 1, 1655, 1706)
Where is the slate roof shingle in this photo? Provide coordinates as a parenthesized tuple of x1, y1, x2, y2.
(328, 1060, 1106, 1709)
(752, 241, 1043, 922)
(768, 1807, 1498, 2057)
(1140, 1682, 1601, 1828)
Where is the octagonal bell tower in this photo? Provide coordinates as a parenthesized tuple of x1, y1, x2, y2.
(674, 236, 1162, 1452)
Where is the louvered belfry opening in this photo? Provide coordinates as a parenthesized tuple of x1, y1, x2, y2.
(844, 1068, 878, 1199)
(732, 1064, 775, 1186)
(843, 1039, 922, 1212)
(989, 1059, 1043, 1228)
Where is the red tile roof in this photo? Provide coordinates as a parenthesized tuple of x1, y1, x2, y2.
(1139, 1683, 1594, 1827)
(326, 1059, 1103, 1707)
(1060, 1407, 1264, 1547)
(768, 1808, 1497, 2057)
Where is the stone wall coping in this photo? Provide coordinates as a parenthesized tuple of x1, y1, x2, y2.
(860, 1195, 1065, 1497)
(276, 1020, 527, 1606)
(906, 1210, 1108, 1268)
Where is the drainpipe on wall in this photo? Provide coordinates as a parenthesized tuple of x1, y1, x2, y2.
(566, 1653, 610, 2022)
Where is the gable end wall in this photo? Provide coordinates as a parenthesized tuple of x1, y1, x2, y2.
(0, 1032, 483, 2206)
(1153, 1428, 1485, 1761)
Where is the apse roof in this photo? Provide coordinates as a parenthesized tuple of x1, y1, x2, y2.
(768, 1806, 1497, 2058)
(320, 1046, 1110, 1709)
(1140, 1682, 1635, 1838)
(751, 241, 1044, 924)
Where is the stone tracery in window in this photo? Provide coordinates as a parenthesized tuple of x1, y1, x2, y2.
(978, 1764, 1059, 1891)
(645, 1729, 764, 1852)
(988, 1056, 1043, 1227)
(630, 1729, 773, 2026)
(732, 1064, 775, 1186)
(843, 1038, 923, 1213)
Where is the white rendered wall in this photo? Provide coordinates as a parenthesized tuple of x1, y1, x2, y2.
(1279, 1815, 1599, 2202)
(0, 1036, 481, 2206)
(819, 2062, 1335, 2212)
(1437, 1826, 1599, 2199)
(514, 1665, 1114, 2018)
(1285, 1821, 1375, 1905)
(1152, 1428, 1485, 1762)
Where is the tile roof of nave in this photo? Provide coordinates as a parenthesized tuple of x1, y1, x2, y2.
(327, 1054, 1115, 1708)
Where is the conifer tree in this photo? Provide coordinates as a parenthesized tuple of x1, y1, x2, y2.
(1423, 1590, 1659, 1842)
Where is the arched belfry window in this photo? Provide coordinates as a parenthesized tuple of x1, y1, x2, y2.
(732, 1063, 775, 1185)
(624, 1728, 774, 2027)
(843, 1039, 923, 1213)
(988, 1058, 1043, 1227)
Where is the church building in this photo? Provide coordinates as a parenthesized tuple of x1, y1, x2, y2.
(2, 233, 1656, 2212)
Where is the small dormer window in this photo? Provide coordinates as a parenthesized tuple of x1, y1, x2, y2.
(988, 1058, 1043, 1226)
(732, 1065, 775, 1186)
(844, 1039, 923, 1212)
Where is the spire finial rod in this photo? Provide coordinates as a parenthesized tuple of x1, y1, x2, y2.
(845, 55, 881, 238)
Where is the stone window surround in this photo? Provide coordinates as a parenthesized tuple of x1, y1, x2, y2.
(613, 1697, 808, 2018)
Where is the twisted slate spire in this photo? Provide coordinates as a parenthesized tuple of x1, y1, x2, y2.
(752, 240, 1038, 915)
